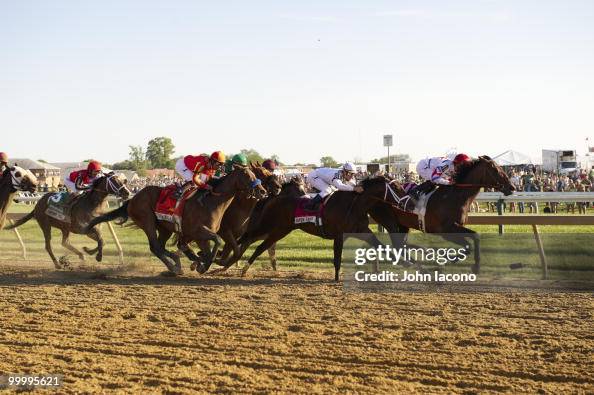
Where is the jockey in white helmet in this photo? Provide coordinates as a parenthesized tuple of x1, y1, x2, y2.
(305, 162, 363, 210)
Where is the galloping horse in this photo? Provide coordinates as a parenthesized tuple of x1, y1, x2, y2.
(0, 166, 38, 229)
(6, 172, 130, 268)
(368, 156, 514, 273)
(86, 166, 267, 274)
(217, 176, 307, 270)
(230, 176, 393, 281)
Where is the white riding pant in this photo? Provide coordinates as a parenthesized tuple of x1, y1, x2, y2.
(309, 176, 335, 198)
(416, 159, 433, 182)
(175, 158, 194, 183)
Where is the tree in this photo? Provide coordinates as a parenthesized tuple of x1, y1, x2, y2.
(270, 154, 282, 166)
(129, 145, 148, 171)
(239, 148, 264, 164)
(369, 153, 411, 163)
(320, 156, 338, 168)
(146, 137, 175, 169)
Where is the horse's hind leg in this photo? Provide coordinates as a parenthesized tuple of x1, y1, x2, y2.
(39, 219, 60, 269)
(84, 227, 104, 262)
(61, 229, 85, 261)
(141, 222, 181, 274)
(267, 243, 277, 271)
(242, 230, 291, 277)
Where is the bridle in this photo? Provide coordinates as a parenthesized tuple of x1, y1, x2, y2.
(94, 174, 131, 198)
(9, 170, 35, 192)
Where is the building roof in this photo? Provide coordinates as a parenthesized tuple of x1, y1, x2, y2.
(10, 158, 60, 170)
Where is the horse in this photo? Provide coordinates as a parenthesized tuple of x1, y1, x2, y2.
(368, 156, 515, 273)
(0, 166, 38, 229)
(216, 176, 307, 270)
(5, 172, 130, 268)
(229, 176, 393, 281)
(85, 165, 267, 275)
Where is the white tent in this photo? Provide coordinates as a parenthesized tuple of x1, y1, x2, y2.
(492, 150, 533, 166)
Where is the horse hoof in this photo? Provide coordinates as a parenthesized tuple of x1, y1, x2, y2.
(190, 262, 198, 271)
(471, 265, 480, 274)
(96, 255, 103, 263)
(197, 263, 209, 275)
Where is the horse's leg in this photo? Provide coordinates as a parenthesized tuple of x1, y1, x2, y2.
(242, 230, 291, 277)
(157, 227, 181, 263)
(84, 227, 104, 262)
(141, 222, 181, 274)
(39, 219, 60, 269)
(333, 237, 344, 282)
(267, 243, 277, 271)
(441, 225, 480, 273)
(61, 229, 85, 261)
(195, 228, 223, 274)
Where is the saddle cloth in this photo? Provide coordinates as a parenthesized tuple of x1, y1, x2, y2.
(155, 185, 196, 232)
(45, 192, 76, 223)
(293, 194, 331, 226)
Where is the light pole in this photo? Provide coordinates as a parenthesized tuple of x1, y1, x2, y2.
(383, 134, 393, 174)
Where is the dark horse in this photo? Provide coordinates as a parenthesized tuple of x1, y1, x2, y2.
(85, 166, 267, 274)
(6, 172, 131, 268)
(368, 156, 514, 273)
(229, 176, 393, 281)
(0, 166, 38, 230)
(216, 176, 307, 270)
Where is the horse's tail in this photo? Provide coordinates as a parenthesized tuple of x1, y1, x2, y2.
(3, 210, 35, 230)
(84, 201, 129, 232)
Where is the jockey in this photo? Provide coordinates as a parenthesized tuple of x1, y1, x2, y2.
(225, 153, 248, 173)
(64, 160, 103, 194)
(262, 159, 276, 172)
(305, 162, 363, 210)
(411, 153, 472, 199)
(0, 152, 8, 175)
(174, 151, 226, 198)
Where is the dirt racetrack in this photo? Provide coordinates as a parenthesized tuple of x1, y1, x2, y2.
(0, 261, 592, 394)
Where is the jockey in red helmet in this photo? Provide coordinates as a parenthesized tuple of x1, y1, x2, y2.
(262, 159, 276, 172)
(411, 153, 472, 200)
(174, 151, 226, 198)
(64, 160, 103, 194)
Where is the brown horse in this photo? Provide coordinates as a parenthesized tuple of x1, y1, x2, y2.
(368, 156, 514, 273)
(6, 172, 130, 268)
(0, 166, 38, 229)
(217, 176, 307, 270)
(85, 166, 267, 274)
(230, 176, 393, 281)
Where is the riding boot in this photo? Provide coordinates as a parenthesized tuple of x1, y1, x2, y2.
(304, 194, 322, 211)
(408, 181, 434, 205)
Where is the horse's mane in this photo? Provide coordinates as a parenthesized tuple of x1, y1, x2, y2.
(359, 175, 388, 189)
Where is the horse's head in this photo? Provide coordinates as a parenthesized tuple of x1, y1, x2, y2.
(93, 172, 132, 200)
(280, 178, 307, 197)
(225, 165, 267, 200)
(359, 175, 391, 197)
(250, 162, 282, 196)
(8, 166, 38, 193)
(456, 156, 515, 196)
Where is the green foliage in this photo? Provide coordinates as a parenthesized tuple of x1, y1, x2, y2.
(146, 137, 175, 169)
(320, 156, 338, 168)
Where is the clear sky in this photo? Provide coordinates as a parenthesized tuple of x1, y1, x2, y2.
(1, 0, 593, 165)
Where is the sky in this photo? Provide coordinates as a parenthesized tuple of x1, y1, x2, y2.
(1, 0, 593, 165)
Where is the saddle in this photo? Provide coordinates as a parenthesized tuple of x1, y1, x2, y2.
(155, 184, 197, 232)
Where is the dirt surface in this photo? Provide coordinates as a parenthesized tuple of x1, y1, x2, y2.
(0, 261, 592, 394)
